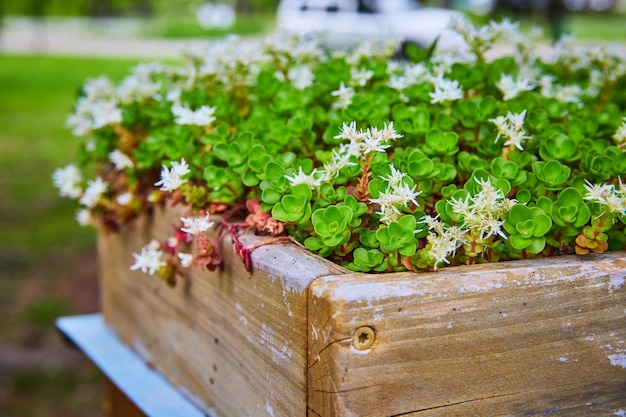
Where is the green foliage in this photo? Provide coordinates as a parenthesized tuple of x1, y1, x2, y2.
(503, 204, 552, 254)
(271, 184, 312, 224)
(347, 248, 386, 272)
(532, 160, 571, 190)
(550, 187, 591, 237)
(55, 19, 626, 274)
(423, 128, 459, 156)
(306, 205, 354, 256)
(376, 215, 419, 256)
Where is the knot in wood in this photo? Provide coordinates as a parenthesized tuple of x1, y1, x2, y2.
(352, 326, 375, 350)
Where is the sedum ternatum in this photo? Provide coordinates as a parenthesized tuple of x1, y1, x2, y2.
(53, 18, 626, 279)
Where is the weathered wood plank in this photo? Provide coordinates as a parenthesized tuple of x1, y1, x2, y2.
(100, 206, 345, 417)
(307, 253, 626, 416)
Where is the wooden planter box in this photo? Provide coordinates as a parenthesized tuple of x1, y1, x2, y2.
(99, 205, 626, 416)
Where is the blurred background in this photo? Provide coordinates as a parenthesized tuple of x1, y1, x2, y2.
(0, 1, 624, 416)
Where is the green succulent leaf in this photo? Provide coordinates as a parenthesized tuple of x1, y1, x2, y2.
(550, 187, 591, 233)
(532, 160, 571, 189)
(348, 248, 386, 272)
(424, 128, 459, 156)
(376, 215, 418, 255)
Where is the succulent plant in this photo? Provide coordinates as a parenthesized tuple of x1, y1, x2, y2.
(53, 18, 626, 278)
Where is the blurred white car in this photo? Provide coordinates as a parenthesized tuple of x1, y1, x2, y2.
(276, 0, 466, 50)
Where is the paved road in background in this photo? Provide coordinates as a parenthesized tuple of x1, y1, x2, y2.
(1, 17, 623, 61)
(0, 17, 225, 59)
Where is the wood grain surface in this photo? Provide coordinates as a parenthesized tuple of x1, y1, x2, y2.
(99, 206, 344, 417)
(307, 254, 626, 416)
(99, 206, 626, 416)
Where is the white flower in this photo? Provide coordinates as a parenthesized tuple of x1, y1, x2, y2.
(166, 87, 182, 102)
(83, 76, 116, 101)
(448, 16, 517, 58)
(131, 61, 165, 78)
(109, 150, 134, 170)
(288, 65, 315, 90)
(489, 18, 519, 39)
(376, 204, 402, 224)
(370, 164, 421, 224)
(331, 82, 354, 109)
(52, 164, 83, 199)
(421, 214, 468, 268)
(172, 102, 217, 126)
(130, 240, 166, 275)
(167, 237, 179, 248)
(507, 110, 526, 131)
(285, 167, 323, 189)
(362, 131, 390, 154)
(554, 84, 582, 106)
(338, 141, 363, 159)
(155, 158, 190, 192)
(66, 111, 92, 137)
(491, 110, 531, 151)
(480, 217, 507, 240)
(613, 118, 626, 149)
(76, 209, 91, 226)
(496, 74, 536, 100)
(67, 98, 122, 136)
(386, 60, 402, 75)
(345, 40, 390, 65)
(380, 164, 406, 188)
(583, 180, 614, 205)
(178, 252, 194, 268)
(425, 229, 464, 268)
(378, 122, 403, 141)
(334, 122, 364, 142)
(540, 76, 582, 106)
(79, 177, 108, 208)
(91, 100, 123, 129)
(451, 194, 472, 216)
(116, 192, 133, 206)
(117, 74, 161, 104)
(539, 75, 555, 96)
(180, 214, 214, 235)
(429, 75, 463, 104)
(333, 121, 400, 161)
(449, 177, 513, 241)
(321, 148, 357, 180)
(85, 140, 96, 152)
(392, 182, 422, 207)
(350, 66, 374, 87)
(171, 159, 191, 178)
(584, 179, 626, 215)
(388, 75, 409, 91)
(405, 63, 429, 84)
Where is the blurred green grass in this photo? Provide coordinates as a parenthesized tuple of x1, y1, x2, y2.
(0, 54, 141, 417)
(0, 55, 143, 255)
(565, 12, 626, 41)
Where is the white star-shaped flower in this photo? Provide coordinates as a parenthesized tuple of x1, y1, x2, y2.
(180, 214, 214, 235)
(155, 158, 190, 192)
(130, 240, 166, 275)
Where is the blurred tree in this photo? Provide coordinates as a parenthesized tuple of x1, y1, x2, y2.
(236, 0, 280, 14)
(90, 0, 114, 17)
(27, 0, 51, 18)
(547, 0, 566, 41)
